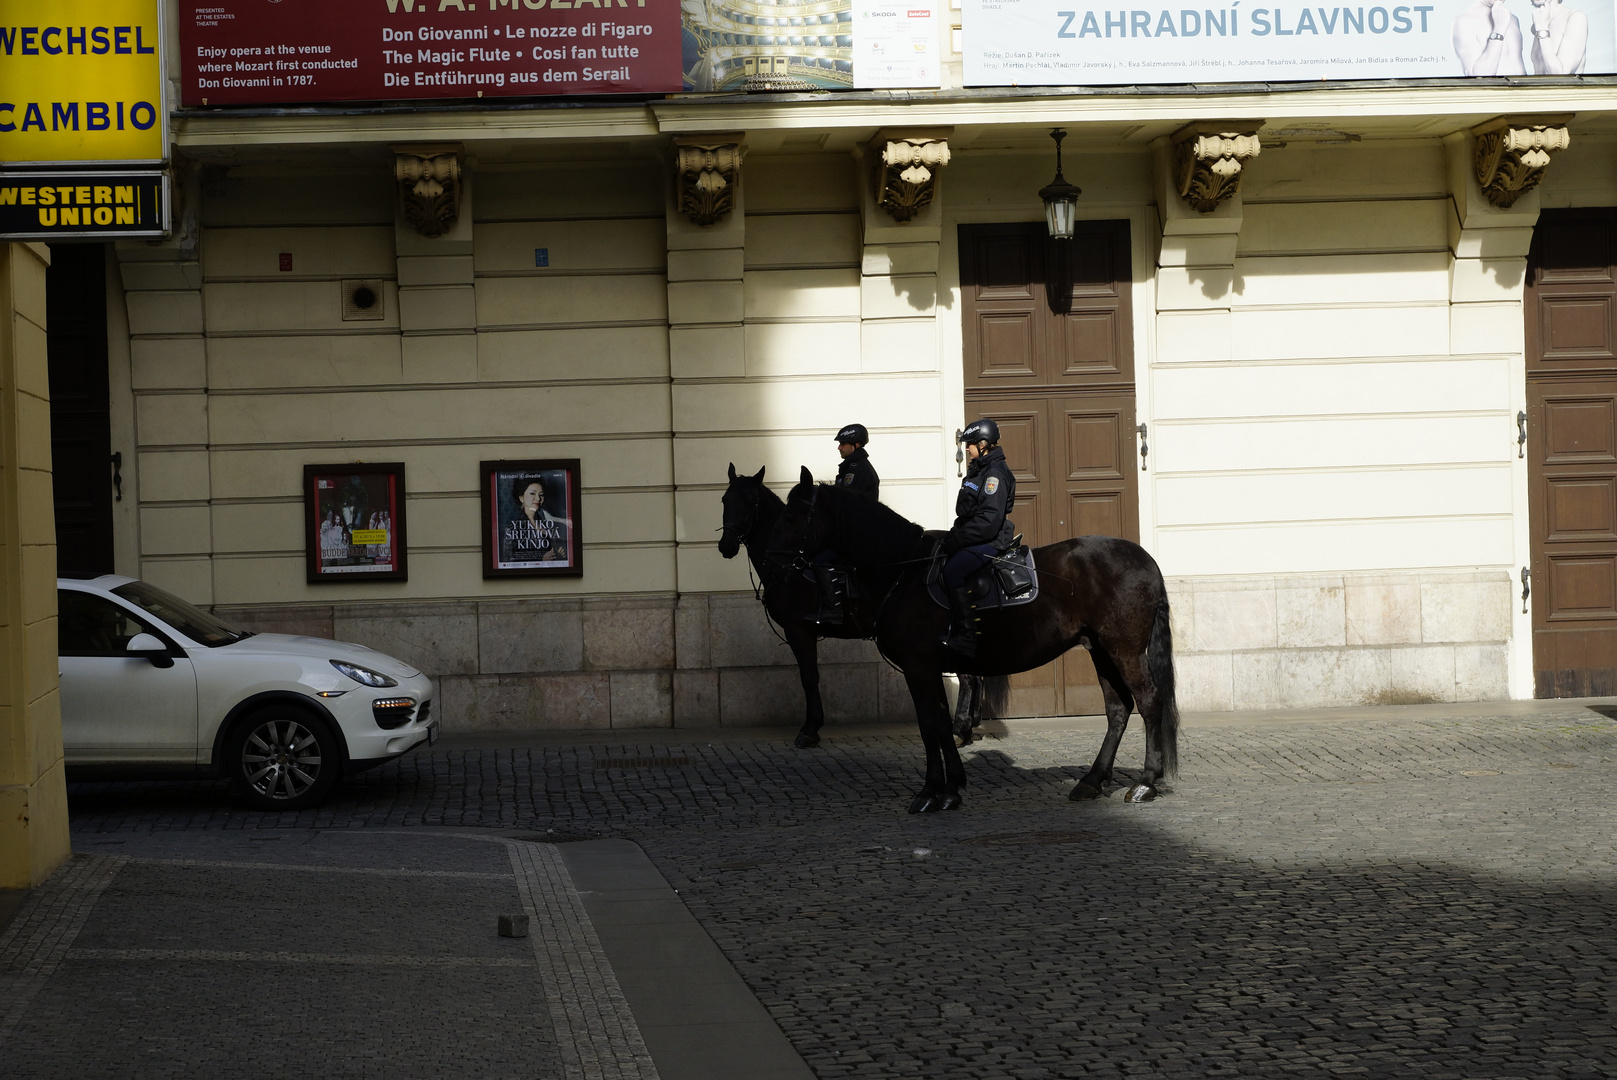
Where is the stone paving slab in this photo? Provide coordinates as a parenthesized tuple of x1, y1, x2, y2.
(54, 699, 1617, 1079)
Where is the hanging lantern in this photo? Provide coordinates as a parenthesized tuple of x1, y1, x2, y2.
(1038, 128, 1082, 240)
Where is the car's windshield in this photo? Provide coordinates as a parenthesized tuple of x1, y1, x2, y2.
(112, 581, 250, 647)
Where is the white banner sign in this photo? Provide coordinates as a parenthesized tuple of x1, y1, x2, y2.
(963, 0, 1615, 84)
(855, 1, 941, 87)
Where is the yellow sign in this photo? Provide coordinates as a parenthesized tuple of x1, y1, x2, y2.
(0, 0, 164, 164)
(348, 530, 389, 545)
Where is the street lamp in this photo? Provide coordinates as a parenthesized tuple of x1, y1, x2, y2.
(1038, 128, 1082, 240)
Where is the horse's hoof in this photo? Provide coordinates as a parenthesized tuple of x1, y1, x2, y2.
(794, 731, 821, 749)
(937, 792, 963, 811)
(1068, 781, 1104, 801)
(1123, 784, 1157, 803)
(909, 794, 939, 814)
(953, 732, 973, 748)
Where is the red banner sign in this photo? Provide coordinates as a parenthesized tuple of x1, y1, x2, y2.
(179, 0, 682, 106)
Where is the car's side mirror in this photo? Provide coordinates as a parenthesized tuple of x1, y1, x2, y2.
(127, 633, 175, 669)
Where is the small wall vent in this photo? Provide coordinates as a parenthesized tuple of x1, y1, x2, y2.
(341, 279, 385, 321)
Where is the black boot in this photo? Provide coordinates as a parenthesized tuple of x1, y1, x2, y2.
(810, 565, 843, 626)
(942, 586, 976, 656)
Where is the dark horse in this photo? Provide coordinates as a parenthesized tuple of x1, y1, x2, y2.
(719, 464, 1001, 749)
(770, 467, 1179, 812)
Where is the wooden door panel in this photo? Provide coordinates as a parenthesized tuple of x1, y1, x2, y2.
(1541, 297, 1615, 360)
(1535, 217, 1613, 284)
(1055, 310, 1124, 378)
(1543, 396, 1617, 459)
(961, 220, 1137, 717)
(1546, 555, 1617, 620)
(1546, 477, 1617, 539)
(1059, 232, 1124, 298)
(976, 314, 1039, 381)
(1528, 208, 1617, 696)
(1069, 492, 1125, 540)
(1064, 410, 1126, 478)
(971, 231, 1043, 299)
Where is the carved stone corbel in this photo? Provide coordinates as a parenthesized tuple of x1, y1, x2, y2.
(674, 136, 745, 226)
(393, 144, 463, 238)
(1473, 115, 1572, 209)
(1171, 122, 1263, 213)
(876, 137, 951, 222)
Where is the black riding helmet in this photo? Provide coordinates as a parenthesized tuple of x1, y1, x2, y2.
(835, 423, 870, 446)
(959, 417, 1000, 447)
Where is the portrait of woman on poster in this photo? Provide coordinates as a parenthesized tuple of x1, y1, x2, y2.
(502, 475, 569, 566)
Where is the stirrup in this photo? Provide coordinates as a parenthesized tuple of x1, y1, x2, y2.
(811, 606, 844, 626)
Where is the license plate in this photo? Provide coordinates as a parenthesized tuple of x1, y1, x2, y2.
(426, 721, 440, 746)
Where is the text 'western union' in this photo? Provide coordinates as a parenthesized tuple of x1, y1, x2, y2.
(0, 26, 156, 55)
(0, 185, 139, 227)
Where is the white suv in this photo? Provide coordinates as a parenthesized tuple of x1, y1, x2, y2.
(58, 574, 438, 810)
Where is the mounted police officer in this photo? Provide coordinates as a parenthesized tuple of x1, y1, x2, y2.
(941, 418, 1016, 657)
(833, 423, 879, 498)
(810, 424, 880, 625)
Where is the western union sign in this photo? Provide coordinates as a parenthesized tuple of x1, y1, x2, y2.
(0, 0, 165, 164)
(0, 171, 166, 237)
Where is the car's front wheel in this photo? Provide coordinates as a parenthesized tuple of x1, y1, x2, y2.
(225, 707, 341, 811)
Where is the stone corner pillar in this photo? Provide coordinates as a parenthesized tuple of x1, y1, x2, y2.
(0, 242, 72, 889)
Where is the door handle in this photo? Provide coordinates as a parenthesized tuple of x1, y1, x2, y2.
(1517, 412, 1527, 459)
(1136, 423, 1149, 472)
(1521, 566, 1531, 614)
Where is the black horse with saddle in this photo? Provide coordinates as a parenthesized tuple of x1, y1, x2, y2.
(767, 464, 1180, 813)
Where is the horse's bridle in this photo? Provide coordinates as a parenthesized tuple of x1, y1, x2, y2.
(721, 485, 794, 585)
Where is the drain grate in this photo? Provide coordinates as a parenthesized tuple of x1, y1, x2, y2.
(961, 830, 1100, 846)
(594, 757, 691, 769)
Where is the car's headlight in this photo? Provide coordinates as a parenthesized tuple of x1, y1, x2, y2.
(330, 659, 398, 688)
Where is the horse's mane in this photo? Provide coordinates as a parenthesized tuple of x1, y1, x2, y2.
(814, 483, 928, 568)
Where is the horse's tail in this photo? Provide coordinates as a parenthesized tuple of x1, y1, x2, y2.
(1148, 595, 1180, 778)
(981, 675, 1011, 720)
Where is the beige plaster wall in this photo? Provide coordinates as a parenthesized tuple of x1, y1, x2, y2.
(1148, 136, 1534, 709)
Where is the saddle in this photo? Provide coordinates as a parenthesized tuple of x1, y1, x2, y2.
(926, 536, 1039, 611)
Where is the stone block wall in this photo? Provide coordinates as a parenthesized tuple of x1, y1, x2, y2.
(1168, 570, 1512, 711)
(217, 592, 911, 733)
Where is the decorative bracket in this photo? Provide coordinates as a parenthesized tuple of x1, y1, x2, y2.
(674, 136, 745, 226)
(875, 137, 951, 222)
(1171, 121, 1263, 213)
(393, 144, 464, 238)
(1473, 115, 1572, 209)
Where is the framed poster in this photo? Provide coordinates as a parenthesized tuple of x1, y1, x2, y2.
(480, 460, 582, 578)
(304, 463, 408, 583)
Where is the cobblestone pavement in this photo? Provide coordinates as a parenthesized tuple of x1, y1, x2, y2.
(61, 701, 1617, 1079)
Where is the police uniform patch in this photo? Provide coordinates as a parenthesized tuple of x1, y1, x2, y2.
(985, 477, 1000, 495)
(841, 474, 853, 485)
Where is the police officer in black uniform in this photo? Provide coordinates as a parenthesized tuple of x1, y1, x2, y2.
(833, 423, 879, 498)
(809, 424, 880, 625)
(941, 418, 1016, 657)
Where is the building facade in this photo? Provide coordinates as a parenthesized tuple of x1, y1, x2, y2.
(46, 5, 1617, 732)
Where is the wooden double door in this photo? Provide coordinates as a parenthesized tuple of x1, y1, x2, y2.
(959, 221, 1138, 716)
(1527, 208, 1617, 696)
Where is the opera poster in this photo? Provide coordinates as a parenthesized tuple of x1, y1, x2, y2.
(962, 0, 1616, 85)
(481, 460, 583, 578)
(304, 463, 408, 583)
